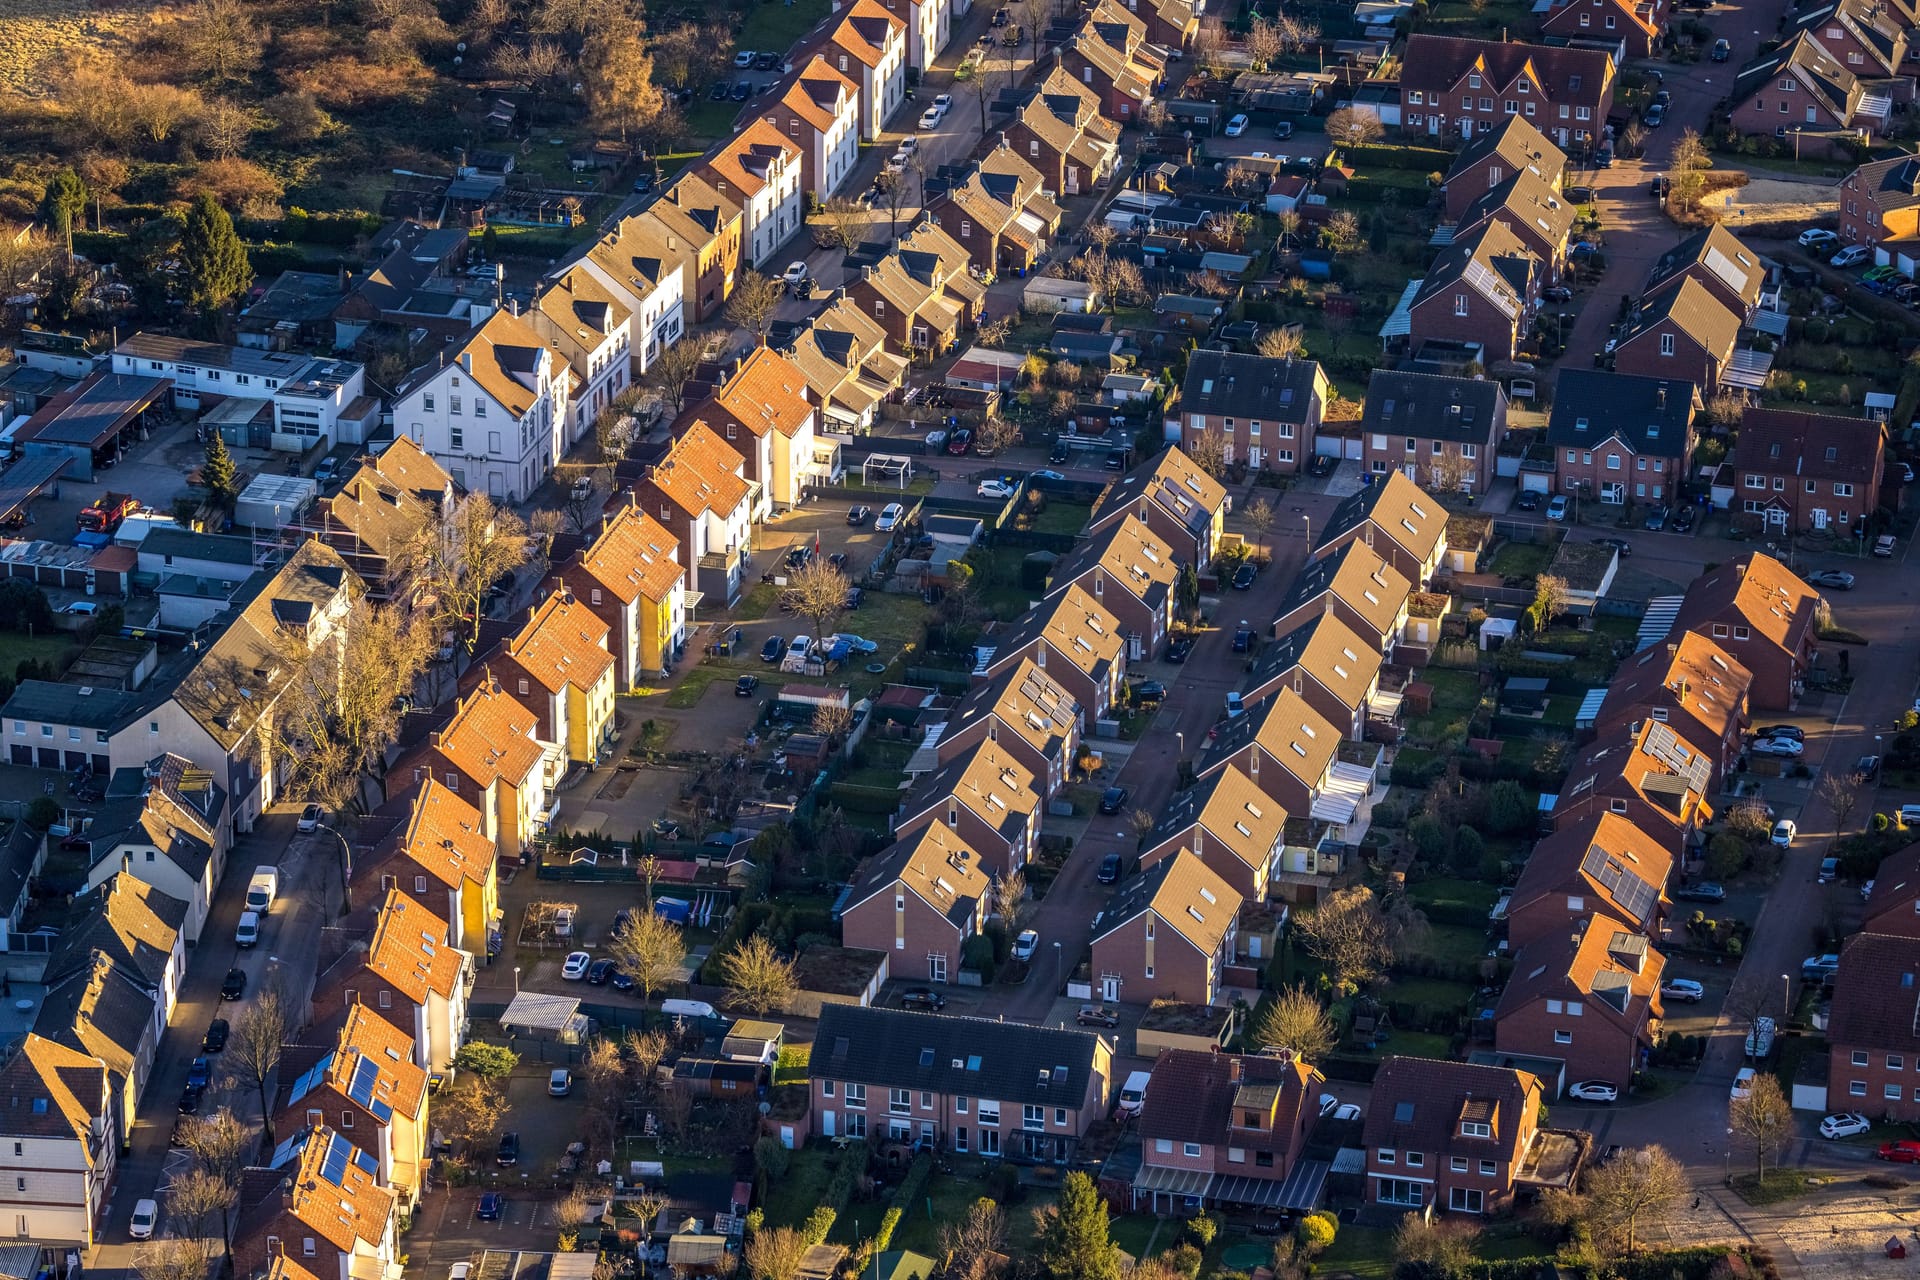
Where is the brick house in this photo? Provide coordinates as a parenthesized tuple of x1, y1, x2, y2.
(275, 1005, 430, 1208)
(1535, 0, 1663, 58)
(846, 249, 970, 357)
(1311, 470, 1450, 590)
(692, 345, 821, 513)
(1397, 34, 1616, 150)
(460, 591, 615, 767)
(1452, 171, 1577, 283)
(1494, 915, 1666, 1093)
(1131, 1050, 1324, 1215)
(638, 171, 742, 325)
(1405, 221, 1541, 366)
(936, 658, 1082, 799)
(839, 822, 990, 984)
(1058, 7, 1162, 123)
(1545, 370, 1697, 507)
(310, 892, 470, 1072)
(894, 739, 1041, 879)
(1667, 551, 1820, 711)
(1193, 688, 1343, 819)
(1043, 517, 1180, 656)
(1730, 407, 1887, 534)
(1645, 225, 1765, 321)
(1554, 718, 1714, 857)
(1729, 32, 1885, 137)
(292, 437, 454, 600)
(1270, 539, 1413, 659)
(1597, 632, 1753, 786)
(1826, 931, 1920, 1120)
(1608, 278, 1740, 390)
(1090, 850, 1242, 1005)
(1359, 371, 1506, 497)
(1362, 1057, 1547, 1214)
(232, 1128, 398, 1280)
(1838, 153, 1920, 249)
(1088, 446, 1230, 569)
(1004, 67, 1121, 198)
(1141, 765, 1287, 902)
(694, 120, 806, 271)
(351, 779, 497, 953)
(808, 1004, 1113, 1158)
(387, 678, 553, 857)
(766, 56, 863, 200)
(929, 149, 1064, 275)
(1861, 846, 1920, 937)
(1440, 116, 1566, 221)
(1243, 612, 1383, 741)
(1124, 0, 1200, 50)
(1176, 350, 1329, 475)
(974, 584, 1127, 725)
(781, 296, 906, 431)
(553, 498, 686, 688)
(1506, 812, 1672, 951)
(630, 422, 753, 608)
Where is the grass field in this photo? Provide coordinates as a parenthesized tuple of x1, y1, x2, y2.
(1316, 1224, 1397, 1279)
(663, 588, 930, 708)
(739, 0, 834, 57)
(0, 632, 79, 677)
(1407, 876, 1499, 915)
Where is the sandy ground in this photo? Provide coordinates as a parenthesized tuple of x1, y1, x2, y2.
(1705, 176, 1841, 227)
(0, 0, 148, 96)
(1641, 1184, 1920, 1278)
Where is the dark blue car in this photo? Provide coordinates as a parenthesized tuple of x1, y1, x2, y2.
(477, 1193, 505, 1221)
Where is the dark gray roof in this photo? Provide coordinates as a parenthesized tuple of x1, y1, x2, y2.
(1147, 772, 1229, 848)
(812, 1004, 1103, 1107)
(1545, 370, 1696, 456)
(139, 528, 256, 566)
(1359, 370, 1505, 446)
(0, 680, 146, 731)
(1846, 153, 1920, 215)
(1444, 116, 1564, 186)
(1180, 349, 1324, 424)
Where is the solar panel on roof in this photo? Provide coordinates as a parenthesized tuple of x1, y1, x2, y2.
(346, 1055, 395, 1122)
(288, 1053, 336, 1106)
(320, 1132, 353, 1186)
(353, 1147, 379, 1177)
(1581, 845, 1657, 923)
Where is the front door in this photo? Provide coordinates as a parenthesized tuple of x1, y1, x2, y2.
(822, 1110, 836, 1137)
(1460, 119, 1473, 139)
(928, 953, 947, 983)
(1101, 975, 1120, 1001)
(1812, 508, 1828, 530)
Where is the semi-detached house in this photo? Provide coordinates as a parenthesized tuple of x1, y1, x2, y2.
(1506, 811, 1672, 951)
(821, 0, 909, 141)
(1090, 849, 1241, 1006)
(1494, 913, 1666, 1094)
(353, 778, 499, 953)
(75, 755, 224, 942)
(936, 658, 1082, 800)
(1729, 32, 1885, 138)
(292, 437, 454, 600)
(1311, 470, 1450, 590)
(232, 1126, 398, 1280)
(1363, 1057, 1547, 1214)
(1441, 116, 1567, 220)
(839, 822, 991, 984)
(1645, 224, 1765, 322)
(1451, 169, 1576, 284)
(0, 1034, 114, 1247)
(695, 121, 807, 271)
(782, 300, 908, 431)
(1042, 516, 1180, 655)
(1359, 370, 1506, 496)
(1596, 632, 1752, 786)
(1132, 1050, 1324, 1216)
(1270, 540, 1412, 660)
(973, 584, 1127, 726)
(1730, 406, 1887, 534)
(528, 267, 631, 449)
(1089, 445, 1229, 569)
(638, 173, 743, 325)
(1826, 930, 1920, 1121)
(1397, 34, 1616, 150)
(632, 423, 753, 609)
(276, 1005, 430, 1208)
(1545, 370, 1697, 506)
(462, 591, 616, 767)
(1405, 219, 1540, 366)
(34, 953, 160, 1156)
(1789, 0, 1909, 79)
(388, 678, 554, 855)
(694, 346, 821, 513)
(1608, 277, 1741, 391)
(1554, 718, 1714, 859)
(1194, 688, 1343, 823)
(1667, 551, 1820, 712)
(1142, 765, 1287, 903)
(1243, 611, 1383, 742)
(1535, 0, 1663, 58)
(553, 498, 686, 686)
(1004, 68, 1121, 198)
(1177, 349, 1328, 476)
(1838, 153, 1920, 252)
(559, 215, 688, 373)
(767, 56, 862, 201)
(310, 891, 470, 1073)
(893, 739, 1041, 879)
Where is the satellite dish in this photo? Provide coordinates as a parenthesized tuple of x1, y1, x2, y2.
(457, 41, 467, 52)
(759, 1101, 772, 1115)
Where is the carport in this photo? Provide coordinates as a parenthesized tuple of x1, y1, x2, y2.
(14, 372, 171, 482)
(862, 455, 915, 487)
(0, 455, 70, 528)
(1212, 1159, 1330, 1212)
(499, 991, 588, 1043)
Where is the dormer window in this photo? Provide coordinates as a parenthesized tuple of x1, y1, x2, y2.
(1461, 1120, 1491, 1137)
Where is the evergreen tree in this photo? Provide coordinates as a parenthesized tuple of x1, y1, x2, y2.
(1037, 1172, 1119, 1280)
(39, 169, 86, 257)
(202, 433, 238, 506)
(1174, 562, 1201, 625)
(179, 193, 251, 318)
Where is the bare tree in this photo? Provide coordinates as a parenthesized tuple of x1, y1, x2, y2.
(814, 196, 866, 250)
(1018, 0, 1049, 49)
(180, 0, 263, 83)
(938, 1198, 1008, 1280)
(1274, 11, 1320, 51)
(1252, 984, 1335, 1060)
(993, 869, 1029, 938)
(606, 910, 687, 1007)
(1295, 887, 1396, 989)
(1325, 107, 1384, 146)
(811, 702, 855, 742)
(1531, 573, 1568, 631)
(180, 1109, 251, 1184)
(581, 19, 666, 143)
(166, 1169, 237, 1258)
(1818, 770, 1865, 834)
(976, 415, 1020, 454)
(1244, 17, 1283, 68)
(1728, 1075, 1793, 1182)
(623, 1027, 671, 1091)
(720, 935, 798, 1014)
(1394, 1216, 1479, 1272)
(438, 1080, 512, 1159)
(726, 270, 786, 346)
(1243, 497, 1274, 553)
(1670, 128, 1710, 212)
(554, 1189, 598, 1249)
(1187, 427, 1229, 479)
(783, 558, 848, 651)
(1724, 799, 1772, 844)
(963, 63, 1001, 136)
(1318, 210, 1362, 255)
(137, 1238, 211, 1280)
(874, 165, 915, 240)
(229, 989, 287, 1144)
(744, 1226, 810, 1280)
(1582, 1145, 1687, 1256)
(391, 493, 531, 653)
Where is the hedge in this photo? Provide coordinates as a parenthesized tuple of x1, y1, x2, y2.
(1343, 142, 1456, 172)
(823, 1142, 868, 1213)
(1398, 1245, 1738, 1280)
(828, 782, 907, 814)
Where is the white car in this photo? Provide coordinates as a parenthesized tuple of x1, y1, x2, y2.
(919, 107, 943, 130)
(1568, 1080, 1618, 1104)
(1660, 978, 1705, 1003)
(1821, 1111, 1872, 1139)
(786, 635, 813, 663)
(896, 136, 918, 157)
(1012, 928, 1039, 961)
(782, 261, 809, 285)
(733, 50, 756, 67)
(1731, 1067, 1757, 1100)
(561, 951, 593, 980)
(1771, 819, 1797, 847)
(1318, 1093, 1341, 1116)
(298, 804, 321, 833)
(876, 503, 905, 530)
(1224, 113, 1249, 137)
(1797, 228, 1838, 248)
(933, 93, 953, 115)
(1752, 736, 1803, 757)
(1832, 244, 1872, 268)
(977, 479, 1016, 499)
(1118, 1070, 1151, 1115)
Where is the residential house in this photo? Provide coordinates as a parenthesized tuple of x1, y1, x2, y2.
(34, 954, 160, 1151)
(1141, 766, 1287, 903)
(45, 874, 187, 1043)
(553, 498, 686, 686)
(108, 333, 377, 446)
(1131, 1049, 1323, 1215)
(1860, 845, 1920, 937)
(1087, 445, 1230, 568)
(893, 739, 1041, 879)
(310, 891, 471, 1072)
(1269, 540, 1413, 660)
(936, 658, 1082, 799)
(1789, 0, 1910, 78)
(1243, 612, 1384, 742)
(1451, 170, 1577, 283)
(1090, 850, 1242, 1006)
(231, 1127, 398, 1280)
(1667, 551, 1820, 711)
(1506, 811, 1673, 951)
(1554, 718, 1714, 858)
(392, 309, 570, 503)
(1124, 0, 1199, 50)
(1535, 0, 1663, 57)
(559, 214, 688, 373)
(1837, 153, 1920, 250)
(847, 241, 978, 356)
(1406, 220, 1540, 366)
(782, 300, 909, 430)
(1546, 370, 1697, 507)
(1440, 116, 1567, 221)
(277, 1004, 429, 1207)
(1362, 1057, 1546, 1214)
(1311, 471, 1450, 590)
(1359, 371, 1506, 496)
(808, 1003, 1113, 1159)
(695, 346, 821, 513)
(630, 422, 754, 609)
(2, 681, 148, 776)
(1193, 688, 1342, 819)
(1608, 278, 1741, 390)
(1644, 224, 1766, 322)
(930, 158, 1064, 276)
(1729, 32, 1884, 137)
(79, 755, 224, 941)
(1397, 34, 1616, 149)
(293, 436, 454, 598)
(822, 0, 909, 141)
(974, 585, 1127, 725)
(1825, 930, 1920, 1120)
(462, 591, 616, 766)
(696, 121, 807, 270)
(879, 0, 951, 70)
(528, 267, 631, 448)
(640, 172, 743, 325)
(1730, 407, 1887, 534)
(1004, 68, 1122, 198)
(1059, 6, 1164, 123)
(1176, 349, 1327, 476)
(0, 1034, 114, 1246)
(767, 56, 863, 201)
(839, 822, 991, 984)
(352, 778, 499, 953)
(388, 678, 554, 855)
(1597, 632, 1753, 785)
(1042, 516, 1180, 656)
(322, 223, 477, 352)
(1494, 915, 1666, 1093)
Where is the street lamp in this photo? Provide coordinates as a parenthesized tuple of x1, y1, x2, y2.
(1175, 731, 1185, 760)
(1781, 973, 1791, 1021)
(1301, 513, 1311, 545)
(514, 966, 522, 994)
(316, 823, 354, 914)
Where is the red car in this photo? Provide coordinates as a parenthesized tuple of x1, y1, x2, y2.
(1877, 1140, 1920, 1163)
(945, 428, 973, 456)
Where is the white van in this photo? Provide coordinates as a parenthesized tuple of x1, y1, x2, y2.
(235, 911, 261, 948)
(129, 1198, 158, 1240)
(661, 998, 718, 1022)
(246, 867, 278, 912)
(1117, 1070, 1151, 1116)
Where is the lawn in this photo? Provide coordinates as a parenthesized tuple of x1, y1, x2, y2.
(681, 98, 747, 147)
(1107, 1214, 1166, 1263)
(1386, 976, 1477, 1009)
(1489, 541, 1553, 579)
(1729, 1169, 1819, 1205)
(1407, 877, 1499, 915)
(739, 0, 834, 58)
(1423, 923, 1492, 968)
(1029, 500, 1094, 536)
(1316, 1224, 1397, 1280)
(1422, 667, 1483, 714)
(0, 632, 78, 678)
(662, 588, 932, 708)
(1354, 1029, 1453, 1060)
(761, 1146, 836, 1233)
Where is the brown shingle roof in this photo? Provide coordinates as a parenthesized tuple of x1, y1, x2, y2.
(1147, 764, 1286, 875)
(1646, 224, 1764, 311)
(1138, 1048, 1319, 1150)
(572, 499, 683, 604)
(649, 424, 751, 517)
(1399, 34, 1614, 103)
(1616, 276, 1740, 358)
(429, 677, 547, 789)
(781, 55, 859, 132)
(699, 120, 804, 199)
(439, 310, 566, 418)
(1198, 687, 1340, 787)
(1495, 912, 1665, 1027)
(1045, 516, 1178, 613)
(844, 821, 991, 929)
(367, 891, 464, 1002)
(1095, 848, 1240, 957)
(1829, 931, 1920, 1053)
(1733, 407, 1885, 483)
(1600, 632, 1751, 748)
(1510, 811, 1671, 932)
(1361, 1056, 1541, 1160)
(900, 739, 1040, 846)
(948, 657, 1080, 762)
(1670, 551, 1819, 657)
(493, 591, 614, 696)
(0, 1034, 107, 1148)
(710, 347, 814, 438)
(397, 778, 493, 891)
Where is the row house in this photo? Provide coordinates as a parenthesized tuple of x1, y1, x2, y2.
(1194, 688, 1342, 823)
(974, 584, 1127, 725)
(353, 778, 499, 952)
(1668, 551, 1820, 711)
(894, 739, 1041, 879)
(821, 0, 909, 141)
(1132, 1050, 1322, 1215)
(561, 213, 688, 372)
(293, 437, 454, 599)
(931, 155, 1065, 276)
(1042, 515, 1180, 656)
(782, 297, 908, 431)
(389, 677, 554, 855)
(1271, 539, 1413, 661)
(1090, 850, 1241, 1006)
(809, 1004, 1112, 1160)
(462, 592, 616, 767)
(1598, 632, 1753, 787)
(879, 0, 952, 70)
(1089, 445, 1230, 568)
(640, 173, 742, 324)
(693, 345, 821, 513)
(393, 310, 570, 504)
(1646, 225, 1765, 321)
(1507, 811, 1672, 951)
(767, 56, 863, 201)
(311, 891, 470, 1073)
(1405, 220, 1540, 366)
(1494, 914, 1665, 1094)
(1363, 1058, 1546, 1215)
(840, 822, 991, 984)
(1536, 0, 1663, 57)
(0, 1035, 114, 1247)
(1826, 930, 1920, 1120)
(696, 120, 806, 270)
(1730, 406, 1887, 534)
(1176, 349, 1328, 475)
(528, 266, 631, 448)
(1730, 31, 1887, 136)
(1862, 845, 1920, 937)
(276, 1005, 430, 1208)
(848, 248, 970, 357)
(78, 758, 223, 941)
(1555, 718, 1714, 856)
(1059, 16, 1160, 124)
(1123, 0, 1200, 49)
(233, 1127, 398, 1280)
(1005, 67, 1122, 198)
(631, 423, 754, 609)
(1837, 153, 1920, 250)
(1359, 370, 1507, 496)
(46, 876, 187, 1042)
(937, 658, 1082, 800)
(1142, 766, 1287, 903)
(34, 953, 159, 1153)
(1452, 169, 1576, 283)
(1398, 34, 1616, 149)
(1244, 611, 1383, 742)
(1545, 370, 1697, 507)
(554, 498, 686, 685)
(1609, 277, 1740, 390)
(1440, 116, 1567, 221)
(1312, 471, 1450, 591)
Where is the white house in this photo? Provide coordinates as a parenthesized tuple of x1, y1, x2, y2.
(561, 215, 690, 374)
(529, 267, 632, 448)
(0, 1035, 115, 1247)
(883, 0, 953, 69)
(699, 346, 822, 512)
(825, 0, 910, 141)
(698, 121, 807, 269)
(111, 333, 378, 446)
(769, 56, 863, 201)
(393, 309, 571, 503)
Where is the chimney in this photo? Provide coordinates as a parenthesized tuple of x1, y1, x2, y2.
(1228, 1056, 1243, 1083)
(122, 853, 131, 876)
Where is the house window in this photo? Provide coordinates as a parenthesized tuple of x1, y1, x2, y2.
(955, 1096, 967, 1113)
(1659, 333, 1675, 356)
(1451, 1157, 1468, 1172)
(424, 394, 436, 412)
(1461, 1121, 1491, 1137)
(1837, 483, 1854, 496)
(1449, 1187, 1485, 1213)
(846, 1084, 866, 1107)
(1607, 454, 1620, 470)
(1892, 1055, 1906, 1071)
(450, 396, 462, 415)
(1378, 1179, 1422, 1207)
(1890, 1085, 1904, 1100)
(891, 1089, 911, 1114)
(823, 1081, 834, 1097)
(1734, 626, 1750, 641)
(960, 220, 972, 238)
(1852, 1081, 1869, 1095)
(1854, 1050, 1870, 1067)
(378, 990, 391, 1008)
(450, 427, 463, 450)
(1554, 1029, 1573, 1043)
(1184, 1142, 1202, 1157)
(1454, 294, 1469, 316)
(341, 1111, 354, 1128)
(1406, 1152, 1425, 1168)
(1377, 1148, 1396, 1164)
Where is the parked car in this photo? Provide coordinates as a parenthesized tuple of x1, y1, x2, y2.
(901, 989, 947, 1012)
(1012, 929, 1039, 961)
(187, 1057, 211, 1089)
(130, 1199, 159, 1241)
(1807, 569, 1855, 589)
(1660, 979, 1705, 1003)
(730, 81, 752, 101)
(1224, 114, 1249, 137)
(562, 951, 593, 980)
(1818, 858, 1840, 884)
(221, 969, 246, 1000)
(1798, 228, 1839, 249)
(1543, 285, 1574, 303)
(1751, 736, 1803, 757)
(1858, 753, 1883, 781)
(1643, 505, 1670, 531)
(1166, 637, 1194, 663)
(735, 675, 760, 697)
(945, 428, 974, 455)
(1099, 786, 1131, 815)
(1132, 680, 1167, 705)
(1515, 490, 1542, 511)
(1568, 1080, 1618, 1104)
(586, 959, 616, 985)
(1546, 494, 1569, 521)
(978, 479, 1016, 499)
(1076, 1004, 1121, 1027)
(1643, 102, 1665, 127)
(1672, 505, 1696, 532)
(877, 503, 905, 531)
(1821, 1112, 1871, 1139)
(477, 1193, 506, 1221)
(1231, 561, 1258, 590)
(203, 1019, 229, 1053)
(1598, 537, 1632, 558)
(919, 107, 943, 130)
(760, 635, 786, 663)
(1803, 952, 1841, 979)
(1832, 244, 1872, 268)
(298, 804, 321, 833)
(847, 505, 872, 526)
(1730, 1067, 1756, 1100)
(1097, 852, 1125, 883)
(1710, 37, 1731, 60)
(1755, 724, 1804, 741)
(1770, 819, 1797, 847)
(495, 1132, 521, 1166)
(178, 1086, 203, 1114)
(1875, 534, 1898, 557)
(1879, 1140, 1920, 1163)
(782, 261, 810, 285)
(1232, 625, 1254, 653)
(1677, 881, 1726, 902)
